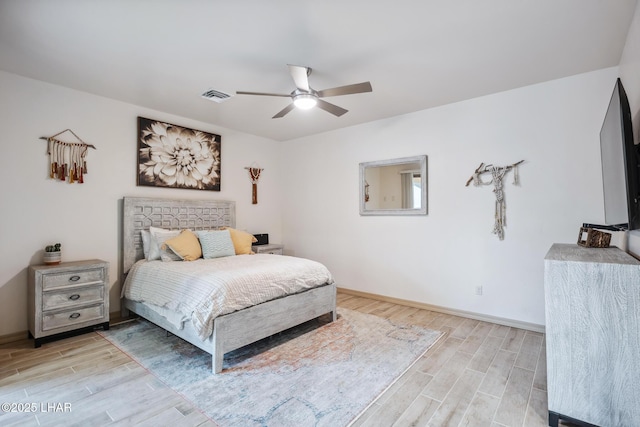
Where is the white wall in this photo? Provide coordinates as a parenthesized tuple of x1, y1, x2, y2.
(0, 71, 283, 337)
(280, 67, 620, 327)
(619, 0, 640, 257)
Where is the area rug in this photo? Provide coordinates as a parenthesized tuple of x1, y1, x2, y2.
(99, 308, 443, 427)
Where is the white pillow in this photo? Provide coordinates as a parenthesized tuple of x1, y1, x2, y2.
(149, 226, 182, 261)
(140, 229, 151, 259)
(197, 230, 236, 259)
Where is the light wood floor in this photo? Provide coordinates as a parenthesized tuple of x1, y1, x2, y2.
(340, 294, 550, 427)
(0, 292, 558, 427)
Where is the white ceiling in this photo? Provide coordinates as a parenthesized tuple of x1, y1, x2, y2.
(0, 0, 637, 141)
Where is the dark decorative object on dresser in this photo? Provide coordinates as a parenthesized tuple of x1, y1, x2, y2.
(577, 226, 611, 248)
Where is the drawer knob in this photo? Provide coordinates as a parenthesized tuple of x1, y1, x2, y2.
(69, 313, 81, 319)
(69, 294, 80, 301)
(69, 275, 81, 282)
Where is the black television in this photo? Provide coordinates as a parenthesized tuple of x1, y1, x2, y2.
(599, 78, 640, 231)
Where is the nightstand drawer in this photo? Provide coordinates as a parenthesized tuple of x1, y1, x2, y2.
(262, 248, 283, 255)
(42, 268, 104, 290)
(42, 304, 105, 331)
(252, 244, 284, 255)
(42, 285, 104, 311)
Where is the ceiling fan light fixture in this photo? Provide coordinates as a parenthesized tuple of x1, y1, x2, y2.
(237, 65, 371, 118)
(293, 93, 317, 110)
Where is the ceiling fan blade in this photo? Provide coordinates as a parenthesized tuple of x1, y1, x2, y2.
(317, 82, 372, 98)
(316, 99, 348, 117)
(288, 64, 310, 91)
(272, 103, 295, 119)
(236, 91, 290, 97)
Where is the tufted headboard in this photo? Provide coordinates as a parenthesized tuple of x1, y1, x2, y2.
(122, 197, 236, 276)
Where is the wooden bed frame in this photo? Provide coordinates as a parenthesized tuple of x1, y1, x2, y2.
(121, 196, 336, 373)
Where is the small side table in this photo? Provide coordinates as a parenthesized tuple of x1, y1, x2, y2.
(28, 259, 110, 348)
(252, 244, 284, 255)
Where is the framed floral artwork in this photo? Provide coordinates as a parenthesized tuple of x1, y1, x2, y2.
(137, 117, 221, 191)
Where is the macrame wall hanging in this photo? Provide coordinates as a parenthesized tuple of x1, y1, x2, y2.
(465, 160, 524, 240)
(244, 163, 264, 204)
(39, 129, 96, 184)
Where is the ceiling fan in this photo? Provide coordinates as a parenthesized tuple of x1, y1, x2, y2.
(236, 65, 372, 119)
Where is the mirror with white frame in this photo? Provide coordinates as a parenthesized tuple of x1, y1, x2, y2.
(359, 155, 428, 216)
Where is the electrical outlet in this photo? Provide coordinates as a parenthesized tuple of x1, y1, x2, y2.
(475, 285, 483, 296)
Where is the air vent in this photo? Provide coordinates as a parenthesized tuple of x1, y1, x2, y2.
(201, 88, 232, 103)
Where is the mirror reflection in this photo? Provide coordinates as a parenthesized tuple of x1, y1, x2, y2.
(359, 155, 428, 216)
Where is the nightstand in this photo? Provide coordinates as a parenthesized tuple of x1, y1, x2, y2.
(28, 259, 109, 348)
(252, 244, 284, 255)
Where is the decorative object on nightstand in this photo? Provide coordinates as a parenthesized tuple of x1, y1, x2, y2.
(252, 233, 269, 246)
(28, 259, 109, 348)
(43, 242, 62, 265)
(252, 243, 284, 255)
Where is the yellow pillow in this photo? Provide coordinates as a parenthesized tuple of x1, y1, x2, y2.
(222, 227, 257, 255)
(162, 229, 202, 261)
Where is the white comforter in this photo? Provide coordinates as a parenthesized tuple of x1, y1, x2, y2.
(122, 254, 334, 340)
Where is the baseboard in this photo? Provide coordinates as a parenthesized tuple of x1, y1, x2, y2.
(1, 296, 543, 345)
(337, 287, 545, 334)
(0, 331, 28, 345)
(109, 310, 139, 326)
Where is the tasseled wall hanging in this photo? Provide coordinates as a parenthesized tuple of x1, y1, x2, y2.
(465, 160, 524, 240)
(39, 129, 96, 184)
(244, 164, 264, 204)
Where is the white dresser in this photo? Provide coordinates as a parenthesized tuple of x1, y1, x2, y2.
(544, 244, 640, 427)
(252, 244, 284, 255)
(28, 259, 109, 347)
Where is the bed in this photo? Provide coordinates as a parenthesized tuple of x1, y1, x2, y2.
(120, 196, 336, 373)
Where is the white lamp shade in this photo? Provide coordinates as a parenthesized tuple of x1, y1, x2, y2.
(293, 94, 317, 110)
